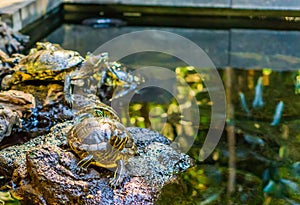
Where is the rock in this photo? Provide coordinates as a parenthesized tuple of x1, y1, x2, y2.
(0, 107, 21, 143)
(12, 144, 158, 205)
(126, 142, 194, 188)
(0, 90, 36, 143)
(0, 49, 24, 68)
(0, 121, 72, 177)
(1, 126, 194, 204)
(0, 90, 36, 118)
(0, 49, 25, 82)
(0, 93, 103, 149)
(127, 127, 171, 148)
(12, 145, 114, 205)
(0, 21, 29, 55)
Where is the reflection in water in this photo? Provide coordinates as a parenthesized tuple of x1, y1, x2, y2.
(270, 101, 284, 126)
(294, 70, 300, 94)
(239, 92, 251, 116)
(252, 76, 264, 108)
(123, 67, 300, 204)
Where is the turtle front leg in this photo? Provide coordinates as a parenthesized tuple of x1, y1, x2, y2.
(75, 154, 94, 174)
(64, 74, 73, 106)
(109, 159, 125, 187)
(78, 154, 94, 168)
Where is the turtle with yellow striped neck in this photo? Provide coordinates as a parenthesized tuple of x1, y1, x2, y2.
(66, 104, 136, 187)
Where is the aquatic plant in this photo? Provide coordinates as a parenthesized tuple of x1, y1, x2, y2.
(270, 101, 284, 126)
(239, 92, 251, 116)
(252, 77, 264, 108)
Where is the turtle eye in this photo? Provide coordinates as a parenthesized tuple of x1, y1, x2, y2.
(95, 110, 103, 117)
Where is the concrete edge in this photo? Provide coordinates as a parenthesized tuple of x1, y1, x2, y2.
(0, 0, 300, 31)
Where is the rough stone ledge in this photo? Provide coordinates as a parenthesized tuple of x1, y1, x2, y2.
(0, 124, 194, 204)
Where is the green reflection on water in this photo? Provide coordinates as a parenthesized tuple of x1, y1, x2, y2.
(120, 67, 300, 204)
(0, 191, 20, 205)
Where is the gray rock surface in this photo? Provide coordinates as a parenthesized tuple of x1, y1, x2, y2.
(0, 121, 72, 177)
(0, 125, 194, 204)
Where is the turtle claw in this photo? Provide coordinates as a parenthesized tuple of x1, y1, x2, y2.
(74, 154, 92, 174)
(109, 176, 123, 188)
(76, 166, 88, 175)
(109, 159, 125, 187)
(64, 74, 73, 107)
(64, 93, 73, 107)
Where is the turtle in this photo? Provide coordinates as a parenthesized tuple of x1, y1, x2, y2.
(1, 42, 84, 104)
(64, 52, 144, 105)
(67, 104, 136, 187)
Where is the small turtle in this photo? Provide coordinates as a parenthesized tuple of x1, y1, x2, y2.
(64, 52, 143, 104)
(67, 105, 136, 187)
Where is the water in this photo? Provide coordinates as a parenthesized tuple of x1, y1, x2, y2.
(44, 24, 300, 204)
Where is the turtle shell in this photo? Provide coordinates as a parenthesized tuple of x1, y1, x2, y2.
(67, 117, 136, 168)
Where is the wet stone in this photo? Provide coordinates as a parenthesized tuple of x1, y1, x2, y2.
(0, 90, 36, 144)
(0, 134, 45, 177)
